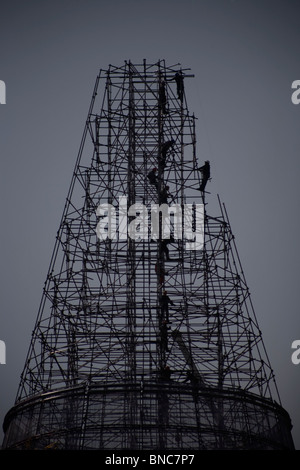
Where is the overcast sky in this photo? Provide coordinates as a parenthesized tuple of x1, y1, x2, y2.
(0, 0, 299, 449)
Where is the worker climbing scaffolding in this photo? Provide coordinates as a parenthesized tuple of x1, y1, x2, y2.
(199, 160, 211, 192)
(160, 290, 174, 323)
(159, 139, 175, 170)
(174, 71, 184, 101)
(147, 167, 158, 188)
(159, 79, 168, 114)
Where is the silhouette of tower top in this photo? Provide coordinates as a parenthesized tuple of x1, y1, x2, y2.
(2, 60, 294, 450)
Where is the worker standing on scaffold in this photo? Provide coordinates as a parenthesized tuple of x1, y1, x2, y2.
(174, 71, 184, 101)
(161, 290, 174, 323)
(199, 160, 210, 192)
(147, 167, 158, 189)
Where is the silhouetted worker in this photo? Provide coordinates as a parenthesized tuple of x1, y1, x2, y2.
(155, 262, 167, 286)
(159, 80, 168, 114)
(161, 290, 174, 322)
(161, 365, 172, 380)
(159, 184, 170, 204)
(161, 237, 174, 261)
(199, 160, 210, 192)
(161, 240, 170, 261)
(159, 140, 175, 169)
(147, 167, 158, 189)
(184, 370, 198, 386)
(184, 370, 199, 398)
(160, 320, 170, 352)
(174, 71, 184, 101)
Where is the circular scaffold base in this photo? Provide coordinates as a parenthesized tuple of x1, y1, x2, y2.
(2, 380, 294, 450)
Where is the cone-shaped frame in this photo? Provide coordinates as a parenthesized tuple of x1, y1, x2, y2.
(2, 61, 294, 450)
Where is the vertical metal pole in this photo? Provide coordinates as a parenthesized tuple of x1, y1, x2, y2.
(106, 70, 113, 263)
(127, 61, 137, 448)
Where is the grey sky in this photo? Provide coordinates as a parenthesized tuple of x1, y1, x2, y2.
(0, 0, 299, 449)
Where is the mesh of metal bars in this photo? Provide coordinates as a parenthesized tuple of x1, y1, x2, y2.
(2, 383, 294, 450)
(2, 60, 294, 450)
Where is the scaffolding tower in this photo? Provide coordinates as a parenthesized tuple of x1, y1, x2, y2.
(2, 60, 294, 450)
